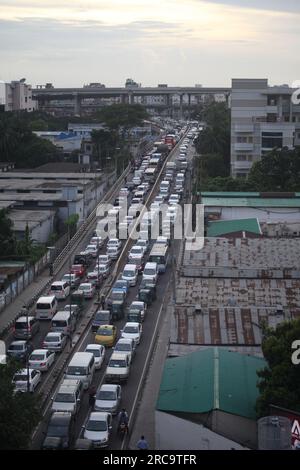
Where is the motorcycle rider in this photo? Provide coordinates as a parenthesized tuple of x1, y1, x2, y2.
(118, 408, 129, 434)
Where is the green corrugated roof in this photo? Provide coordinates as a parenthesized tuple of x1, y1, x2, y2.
(156, 348, 266, 420)
(207, 218, 261, 237)
(201, 192, 260, 198)
(202, 197, 300, 208)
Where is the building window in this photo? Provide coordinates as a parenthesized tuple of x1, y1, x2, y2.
(261, 132, 283, 149)
(237, 155, 247, 161)
(247, 155, 253, 161)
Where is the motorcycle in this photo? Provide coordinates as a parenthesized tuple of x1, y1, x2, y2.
(118, 422, 128, 437)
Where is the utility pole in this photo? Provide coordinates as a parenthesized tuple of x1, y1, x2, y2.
(20, 305, 30, 393)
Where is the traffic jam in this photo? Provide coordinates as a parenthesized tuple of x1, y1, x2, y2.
(6, 126, 197, 449)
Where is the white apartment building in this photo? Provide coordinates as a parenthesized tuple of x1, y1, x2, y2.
(0, 79, 36, 112)
(231, 79, 300, 177)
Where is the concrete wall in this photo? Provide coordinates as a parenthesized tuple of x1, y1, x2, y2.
(155, 411, 248, 450)
(212, 410, 257, 449)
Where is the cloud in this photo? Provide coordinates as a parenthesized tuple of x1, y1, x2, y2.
(197, 0, 300, 14)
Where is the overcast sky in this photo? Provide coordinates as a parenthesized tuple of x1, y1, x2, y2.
(0, 0, 299, 87)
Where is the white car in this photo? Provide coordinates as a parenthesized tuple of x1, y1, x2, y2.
(121, 322, 142, 346)
(122, 264, 138, 286)
(85, 245, 99, 258)
(128, 245, 144, 261)
(78, 283, 95, 299)
(87, 271, 102, 287)
(83, 412, 113, 448)
(97, 254, 111, 268)
(142, 262, 158, 284)
(105, 352, 131, 383)
(85, 344, 105, 370)
(94, 384, 122, 415)
(42, 332, 67, 352)
(107, 246, 121, 260)
(90, 236, 103, 247)
(114, 338, 136, 364)
(97, 264, 110, 278)
(107, 239, 122, 250)
(136, 239, 149, 254)
(13, 368, 41, 393)
(29, 349, 55, 372)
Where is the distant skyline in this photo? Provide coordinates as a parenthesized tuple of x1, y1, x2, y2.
(0, 0, 299, 88)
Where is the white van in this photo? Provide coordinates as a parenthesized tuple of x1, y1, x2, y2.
(51, 311, 76, 336)
(49, 281, 70, 301)
(65, 352, 95, 390)
(51, 379, 83, 415)
(122, 264, 138, 286)
(36, 295, 58, 320)
(142, 262, 158, 284)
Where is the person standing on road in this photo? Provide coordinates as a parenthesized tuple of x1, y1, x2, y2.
(137, 435, 149, 450)
(88, 385, 96, 408)
(101, 294, 106, 310)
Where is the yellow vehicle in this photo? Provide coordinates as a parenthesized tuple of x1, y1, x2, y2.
(95, 325, 117, 347)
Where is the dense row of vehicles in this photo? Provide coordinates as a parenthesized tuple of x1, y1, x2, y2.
(6, 126, 193, 449)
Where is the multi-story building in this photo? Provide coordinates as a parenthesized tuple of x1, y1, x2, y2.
(0, 79, 36, 112)
(231, 79, 299, 177)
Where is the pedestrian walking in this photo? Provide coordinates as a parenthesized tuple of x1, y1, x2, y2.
(137, 435, 149, 450)
(88, 385, 96, 408)
(101, 294, 106, 310)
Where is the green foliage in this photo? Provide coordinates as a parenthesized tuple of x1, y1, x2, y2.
(201, 176, 253, 192)
(98, 104, 149, 131)
(0, 209, 16, 257)
(256, 319, 300, 418)
(91, 129, 119, 169)
(0, 112, 61, 168)
(196, 153, 227, 179)
(0, 360, 42, 449)
(194, 102, 230, 172)
(248, 147, 300, 192)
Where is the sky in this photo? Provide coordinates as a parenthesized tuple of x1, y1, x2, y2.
(0, 0, 299, 88)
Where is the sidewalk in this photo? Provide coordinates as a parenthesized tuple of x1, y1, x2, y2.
(128, 304, 172, 450)
(0, 269, 52, 334)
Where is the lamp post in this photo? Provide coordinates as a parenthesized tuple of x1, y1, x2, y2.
(97, 237, 100, 303)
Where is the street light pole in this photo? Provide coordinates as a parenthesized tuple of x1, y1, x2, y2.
(97, 237, 100, 303)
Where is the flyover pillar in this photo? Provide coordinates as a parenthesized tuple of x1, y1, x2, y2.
(74, 93, 81, 115)
(179, 94, 184, 120)
(128, 92, 134, 105)
(188, 94, 191, 119)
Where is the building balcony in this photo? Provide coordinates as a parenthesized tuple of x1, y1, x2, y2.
(233, 124, 254, 133)
(232, 161, 252, 170)
(234, 143, 254, 151)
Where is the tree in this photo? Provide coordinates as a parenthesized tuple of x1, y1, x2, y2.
(0, 360, 42, 449)
(99, 104, 148, 132)
(256, 319, 300, 418)
(91, 129, 119, 169)
(194, 102, 231, 172)
(0, 209, 16, 257)
(248, 147, 300, 192)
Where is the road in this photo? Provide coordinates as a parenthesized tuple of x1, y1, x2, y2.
(23, 130, 195, 449)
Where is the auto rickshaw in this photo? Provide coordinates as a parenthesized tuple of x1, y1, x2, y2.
(111, 300, 124, 321)
(138, 287, 153, 306)
(127, 310, 142, 323)
(70, 289, 85, 314)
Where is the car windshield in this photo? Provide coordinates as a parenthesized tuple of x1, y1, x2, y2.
(15, 321, 28, 329)
(55, 393, 74, 403)
(86, 348, 100, 357)
(98, 256, 108, 263)
(109, 359, 127, 368)
(45, 335, 60, 342)
(124, 326, 138, 334)
(115, 343, 130, 352)
(97, 390, 116, 400)
(123, 270, 135, 277)
(97, 329, 112, 336)
(51, 285, 62, 291)
(79, 285, 90, 291)
(9, 344, 24, 351)
(52, 320, 67, 328)
(144, 268, 155, 276)
(14, 373, 27, 381)
(30, 354, 45, 361)
(95, 313, 109, 321)
(131, 248, 141, 254)
(47, 425, 68, 437)
(67, 366, 86, 375)
(86, 419, 107, 432)
(112, 292, 124, 300)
